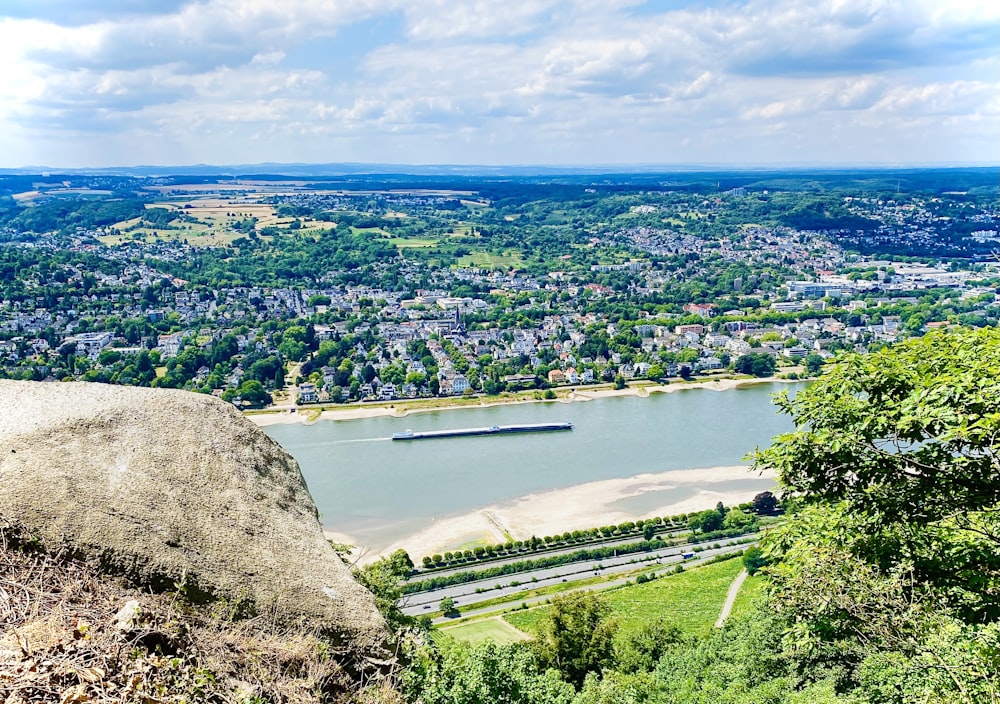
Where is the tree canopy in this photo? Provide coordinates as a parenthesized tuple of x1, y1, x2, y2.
(755, 327, 1000, 529)
(752, 327, 1000, 699)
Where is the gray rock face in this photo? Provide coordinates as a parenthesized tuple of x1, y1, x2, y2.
(0, 380, 388, 657)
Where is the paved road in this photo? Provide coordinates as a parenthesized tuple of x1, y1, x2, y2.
(432, 550, 746, 625)
(411, 527, 690, 582)
(401, 537, 754, 617)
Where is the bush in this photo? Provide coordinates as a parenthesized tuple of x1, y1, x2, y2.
(743, 546, 770, 575)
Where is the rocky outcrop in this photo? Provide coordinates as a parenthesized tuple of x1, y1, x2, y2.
(0, 380, 388, 659)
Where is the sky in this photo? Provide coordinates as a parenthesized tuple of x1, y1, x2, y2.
(0, 0, 997, 169)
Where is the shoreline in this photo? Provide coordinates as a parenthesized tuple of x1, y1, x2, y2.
(344, 464, 775, 564)
(247, 376, 801, 427)
(254, 377, 790, 563)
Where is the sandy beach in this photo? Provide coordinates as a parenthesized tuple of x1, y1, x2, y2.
(246, 376, 796, 427)
(349, 464, 773, 564)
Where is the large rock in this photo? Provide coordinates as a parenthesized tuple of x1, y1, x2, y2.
(0, 380, 388, 658)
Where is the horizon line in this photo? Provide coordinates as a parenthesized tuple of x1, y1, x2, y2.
(2, 160, 998, 175)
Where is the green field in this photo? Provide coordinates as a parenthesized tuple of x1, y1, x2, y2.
(503, 558, 745, 638)
(727, 571, 766, 621)
(456, 251, 523, 268)
(385, 236, 439, 248)
(439, 617, 532, 646)
(350, 225, 391, 237)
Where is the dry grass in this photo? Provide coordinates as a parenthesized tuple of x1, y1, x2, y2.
(0, 528, 402, 703)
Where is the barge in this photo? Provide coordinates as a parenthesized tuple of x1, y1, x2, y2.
(391, 422, 573, 441)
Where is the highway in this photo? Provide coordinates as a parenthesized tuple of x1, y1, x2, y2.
(409, 527, 691, 582)
(400, 535, 753, 617)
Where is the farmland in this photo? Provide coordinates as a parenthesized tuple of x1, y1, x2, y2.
(432, 556, 749, 647)
(438, 617, 532, 646)
(501, 557, 745, 638)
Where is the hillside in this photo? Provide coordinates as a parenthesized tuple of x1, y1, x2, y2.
(0, 537, 401, 702)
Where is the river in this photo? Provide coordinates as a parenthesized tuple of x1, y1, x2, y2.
(263, 381, 806, 553)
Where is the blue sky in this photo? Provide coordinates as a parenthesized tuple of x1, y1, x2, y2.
(1, 0, 996, 168)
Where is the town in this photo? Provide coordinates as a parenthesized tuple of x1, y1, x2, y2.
(1, 168, 997, 407)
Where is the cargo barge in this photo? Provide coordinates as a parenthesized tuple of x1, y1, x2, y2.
(391, 422, 572, 441)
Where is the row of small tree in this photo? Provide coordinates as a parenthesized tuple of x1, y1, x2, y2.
(419, 496, 780, 569)
(420, 517, 680, 569)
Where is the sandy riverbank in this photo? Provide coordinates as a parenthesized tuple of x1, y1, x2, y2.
(247, 376, 798, 427)
(352, 464, 773, 564)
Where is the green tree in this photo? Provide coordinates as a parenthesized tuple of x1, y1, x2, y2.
(750, 328, 1000, 699)
(722, 508, 757, 531)
(613, 619, 683, 674)
(574, 671, 661, 704)
(352, 548, 414, 630)
(97, 348, 121, 366)
(754, 328, 1000, 539)
(222, 379, 270, 407)
(277, 338, 307, 361)
(408, 640, 574, 704)
(688, 509, 723, 533)
(804, 353, 825, 376)
(534, 592, 618, 689)
(742, 546, 769, 575)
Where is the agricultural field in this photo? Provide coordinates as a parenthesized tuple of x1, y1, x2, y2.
(98, 196, 330, 247)
(438, 617, 532, 646)
(384, 236, 438, 249)
(456, 250, 524, 268)
(726, 571, 767, 621)
(503, 557, 745, 638)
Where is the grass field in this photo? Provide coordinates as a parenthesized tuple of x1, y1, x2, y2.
(385, 237, 439, 248)
(98, 199, 287, 247)
(439, 617, 532, 646)
(726, 571, 767, 622)
(503, 557, 745, 638)
(350, 226, 392, 237)
(445, 224, 476, 237)
(457, 251, 523, 268)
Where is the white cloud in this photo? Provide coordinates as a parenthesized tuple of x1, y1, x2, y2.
(871, 80, 998, 116)
(403, 0, 561, 40)
(0, 0, 996, 166)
